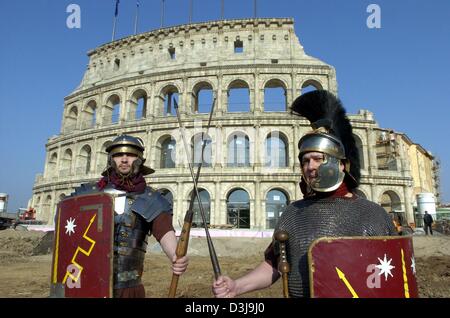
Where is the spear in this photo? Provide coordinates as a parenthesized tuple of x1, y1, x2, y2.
(168, 96, 219, 297)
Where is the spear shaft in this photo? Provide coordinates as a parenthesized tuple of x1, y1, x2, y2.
(168, 97, 219, 297)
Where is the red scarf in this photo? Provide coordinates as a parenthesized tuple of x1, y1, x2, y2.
(97, 170, 146, 193)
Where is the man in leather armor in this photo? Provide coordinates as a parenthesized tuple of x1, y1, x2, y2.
(72, 134, 188, 297)
(212, 90, 396, 298)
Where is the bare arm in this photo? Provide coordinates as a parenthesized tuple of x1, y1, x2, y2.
(159, 230, 189, 275)
(212, 261, 280, 298)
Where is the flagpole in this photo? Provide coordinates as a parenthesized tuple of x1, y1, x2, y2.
(134, 1, 140, 35)
(112, 0, 119, 42)
(112, 17, 117, 41)
(189, 0, 193, 24)
(161, 0, 165, 28)
(221, 0, 224, 20)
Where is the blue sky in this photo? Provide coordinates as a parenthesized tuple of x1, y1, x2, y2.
(0, 0, 449, 211)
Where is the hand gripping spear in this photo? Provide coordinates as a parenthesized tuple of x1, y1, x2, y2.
(168, 97, 221, 297)
(274, 230, 290, 298)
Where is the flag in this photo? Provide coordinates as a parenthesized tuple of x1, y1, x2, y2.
(114, 0, 120, 17)
(137, 0, 140, 7)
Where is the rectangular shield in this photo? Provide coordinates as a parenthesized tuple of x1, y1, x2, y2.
(50, 193, 114, 298)
(308, 236, 418, 298)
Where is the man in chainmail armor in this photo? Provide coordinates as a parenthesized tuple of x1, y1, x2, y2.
(71, 134, 188, 297)
(212, 90, 396, 298)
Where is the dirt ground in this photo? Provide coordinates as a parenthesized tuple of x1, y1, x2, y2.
(0, 228, 449, 298)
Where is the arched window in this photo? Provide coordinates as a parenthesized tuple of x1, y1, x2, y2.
(58, 193, 66, 202)
(266, 189, 289, 229)
(191, 133, 212, 167)
(34, 196, 41, 214)
(64, 106, 78, 133)
(353, 134, 365, 169)
(189, 188, 211, 228)
(380, 191, 401, 213)
(78, 145, 92, 174)
(227, 133, 250, 167)
(192, 82, 214, 113)
(42, 194, 52, 223)
(112, 104, 120, 124)
(48, 153, 58, 178)
(60, 149, 73, 176)
(161, 85, 179, 116)
(104, 95, 121, 125)
(264, 79, 287, 111)
(227, 80, 250, 112)
(129, 89, 147, 121)
(227, 189, 250, 229)
(159, 136, 176, 168)
(265, 132, 288, 167)
(300, 80, 322, 95)
(82, 100, 97, 129)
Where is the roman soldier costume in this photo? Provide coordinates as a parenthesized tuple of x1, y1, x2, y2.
(68, 135, 173, 297)
(266, 90, 398, 297)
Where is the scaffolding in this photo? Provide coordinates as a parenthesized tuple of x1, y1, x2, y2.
(375, 130, 398, 171)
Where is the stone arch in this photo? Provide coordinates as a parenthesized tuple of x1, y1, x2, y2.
(42, 194, 52, 224)
(129, 88, 148, 121)
(191, 133, 212, 167)
(380, 190, 402, 213)
(227, 131, 250, 167)
(103, 94, 121, 125)
(265, 188, 290, 229)
(156, 135, 176, 168)
(81, 100, 97, 129)
(158, 84, 181, 116)
(187, 188, 211, 227)
(264, 131, 289, 167)
(263, 78, 288, 112)
(47, 152, 58, 178)
(58, 193, 67, 203)
(78, 144, 92, 175)
(64, 105, 79, 133)
(227, 79, 250, 112)
(261, 77, 289, 91)
(60, 148, 73, 176)
(191, 81, 214, 113)
(352, 133, 365, 170)
(226, 188, 251, 229)
(299, 79, 323, 96)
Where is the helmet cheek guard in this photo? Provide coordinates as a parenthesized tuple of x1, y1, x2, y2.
(298, 132, 347, 192)
(309, 155, 345, 192)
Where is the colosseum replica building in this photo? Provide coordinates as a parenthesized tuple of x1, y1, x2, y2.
(31, 18, 435, 230)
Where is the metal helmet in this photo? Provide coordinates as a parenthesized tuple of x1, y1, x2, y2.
(297, 130, 346, 192)
(292, 90, 360, 193)
(103, 134, 155, 176)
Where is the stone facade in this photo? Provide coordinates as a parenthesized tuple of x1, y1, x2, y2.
(31, 18, 434, 229)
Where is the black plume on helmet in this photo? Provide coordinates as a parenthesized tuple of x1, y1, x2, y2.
(291, 90, 361, 188)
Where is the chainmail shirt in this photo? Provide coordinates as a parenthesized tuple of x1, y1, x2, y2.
(274, 195, 397, 297)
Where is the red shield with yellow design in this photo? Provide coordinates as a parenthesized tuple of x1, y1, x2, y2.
(308, 236, 418, 298)
(50, 193, 114, 298)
